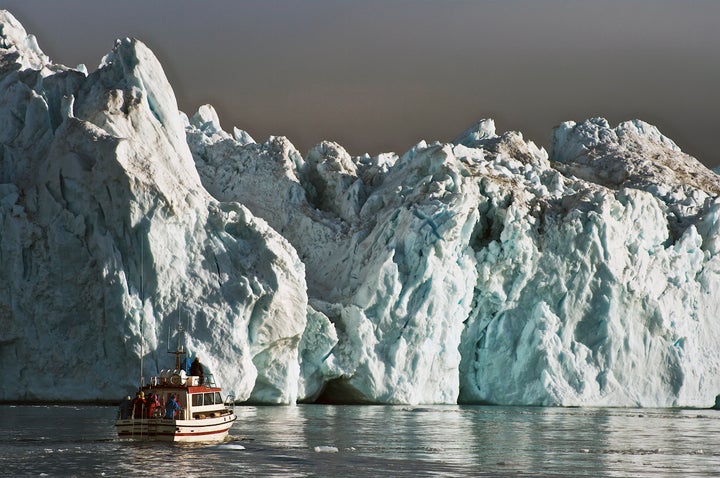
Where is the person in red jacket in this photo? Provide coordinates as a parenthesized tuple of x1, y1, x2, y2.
(147, 393, 161, 418)
(132, 391, 146, 419)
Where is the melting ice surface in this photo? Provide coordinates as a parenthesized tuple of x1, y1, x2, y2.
(1, 10, 720, 406)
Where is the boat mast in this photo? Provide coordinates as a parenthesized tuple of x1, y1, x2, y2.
(168, 307, 187, 371)
(139, 237, 145, 387)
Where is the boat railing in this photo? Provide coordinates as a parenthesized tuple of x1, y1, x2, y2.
(224, 393, 236, 413)
(184, 373, 216, 387)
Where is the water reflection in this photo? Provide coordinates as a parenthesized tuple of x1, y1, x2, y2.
(3, 405, 720, 476)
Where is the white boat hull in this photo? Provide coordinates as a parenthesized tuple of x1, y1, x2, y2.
(115, 413, 236, 442)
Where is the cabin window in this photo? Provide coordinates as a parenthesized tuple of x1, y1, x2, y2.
(204, 393, 215, 405)
(192, 394, 203, 407)
(215, 392, 223, 404)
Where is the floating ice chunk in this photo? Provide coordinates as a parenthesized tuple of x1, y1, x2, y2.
(314, 446, 339, 453)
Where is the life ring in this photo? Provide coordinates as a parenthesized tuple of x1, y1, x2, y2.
(170, 374, 182, 386)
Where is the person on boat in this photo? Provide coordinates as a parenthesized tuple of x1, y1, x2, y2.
(165, 393, 182, 419)
(132, 391, 146, 419)
(118, 395, 132, 419)
(182, 357, 192, 375)
(147, 393, 161, 418)
(190, 357, 205, 385)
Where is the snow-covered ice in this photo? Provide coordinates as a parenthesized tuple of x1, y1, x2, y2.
(2, 10, 720, 407)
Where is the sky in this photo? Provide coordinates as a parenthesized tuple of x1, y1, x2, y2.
(4, 0, 720, 167)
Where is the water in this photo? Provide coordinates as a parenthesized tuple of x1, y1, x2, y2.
(2, 404, 720, 477)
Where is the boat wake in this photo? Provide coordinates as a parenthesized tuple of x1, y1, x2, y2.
(216, 443, 246, 451)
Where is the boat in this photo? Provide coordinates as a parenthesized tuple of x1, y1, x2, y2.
(115, 319, 237, 442)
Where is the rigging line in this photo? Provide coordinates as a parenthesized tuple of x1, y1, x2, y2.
(139, 235, 144, 387)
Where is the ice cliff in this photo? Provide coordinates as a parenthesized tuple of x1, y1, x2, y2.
(2, 11, 720, 407)
(0, 12, 306, 404)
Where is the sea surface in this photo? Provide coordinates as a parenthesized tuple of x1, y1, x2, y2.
(1, 404, 719, 477)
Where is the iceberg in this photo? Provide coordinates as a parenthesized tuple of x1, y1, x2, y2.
(2, 10, 720, 407)
(0, 11, 306, 404)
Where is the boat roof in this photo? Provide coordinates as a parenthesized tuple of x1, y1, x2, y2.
(141, 384, 222, 394)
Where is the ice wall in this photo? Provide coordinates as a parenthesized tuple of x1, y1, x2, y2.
(0, 12, 306, 403)
(190, 109, 720, 406)
(2, 10, 720, 406)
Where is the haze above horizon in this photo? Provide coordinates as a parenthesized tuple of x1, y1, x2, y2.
(5, 0, 719, 167)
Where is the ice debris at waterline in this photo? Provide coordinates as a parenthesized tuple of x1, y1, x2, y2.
(1, 10, 720, 407)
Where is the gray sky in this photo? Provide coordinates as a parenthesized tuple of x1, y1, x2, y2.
(5, 0, 719, 167)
